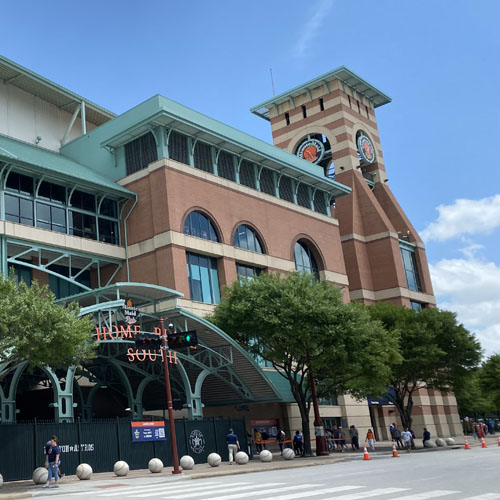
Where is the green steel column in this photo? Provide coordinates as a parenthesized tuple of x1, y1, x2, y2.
(153, 126, 168, 159)
(0, 236, 7, 277)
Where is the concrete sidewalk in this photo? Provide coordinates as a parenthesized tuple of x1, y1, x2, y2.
(0, 436, 494, 499)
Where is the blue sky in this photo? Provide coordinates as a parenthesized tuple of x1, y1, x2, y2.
(2, 0, 500, 354)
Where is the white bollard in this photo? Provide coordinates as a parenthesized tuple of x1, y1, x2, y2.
(282, 448, 295, 460)
(32, 467, 48, 485)
(0, 473, 3, 487)
(76, 463, 93, 480)
(207, 453, 221, 467)
(148, 458, 163, 473)
(259, 449, 273, 462)
(113, 461, 129, 477)
(235, 451, 249, 465)
(180, 455, 195, 470)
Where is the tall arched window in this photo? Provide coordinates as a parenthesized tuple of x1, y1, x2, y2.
(294, 241, 319, 279)
(184, 211, 219, 242)
(234, 225, 264, 253)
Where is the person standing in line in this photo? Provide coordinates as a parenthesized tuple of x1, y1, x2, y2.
(393, 425, 403, 449)
(338, 426, 347, 452)
(423, 427, 431, 445)
(260, 429, 269, 450)
(349, 425, 360, 451)
(293, 430, 304, 456)
(226, 428, 240, 465)
(277, 427, 286, 454)
(366, 429, 375, 452)
(43, 437, 61, 488)
(401, 428, 412, 452)
(254, 429, 262, 454)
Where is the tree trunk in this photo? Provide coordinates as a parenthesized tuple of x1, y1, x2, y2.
(393, 392, 414, 430)
(301, 414, 312, 457)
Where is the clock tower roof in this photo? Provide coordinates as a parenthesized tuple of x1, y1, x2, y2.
(250, 66, 391, 121)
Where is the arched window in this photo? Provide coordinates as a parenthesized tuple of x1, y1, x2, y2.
(184, 211, 219, 242)
(294, 241, 319, 279)
(234, 225, 264, 253)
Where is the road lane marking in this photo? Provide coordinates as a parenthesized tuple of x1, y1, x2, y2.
(205, 484, 321, 500)
(130, 482, 253, 498)
(393, 492, 459, 499)
(461, 495, 500, 500)
(168, 483, 285, 499)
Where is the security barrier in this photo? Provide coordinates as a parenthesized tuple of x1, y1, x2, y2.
(0, 417, 247, 482)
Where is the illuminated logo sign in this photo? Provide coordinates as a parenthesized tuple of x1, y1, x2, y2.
(296, 138, 325, 164)
(357, 134, 376, 164)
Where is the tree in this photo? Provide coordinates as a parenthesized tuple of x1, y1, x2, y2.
(454, 368, 494, 419)
(0, 274, 96, 381)
(479, 354, 500, 410)
(367, 302, 482, 430)
(208, 272, 399, 455)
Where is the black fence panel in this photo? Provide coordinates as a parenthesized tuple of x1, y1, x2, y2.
(0, 417, 248, 481)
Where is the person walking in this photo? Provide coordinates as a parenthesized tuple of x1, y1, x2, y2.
(393, 425, 403, 449)
(293, 430, 304, 456)
(277, 427, 286, 454)
(43, 437, 61, 488)
(366, 429, 375, 452)
(254, 429, 262, 454)
(349, 425, 360, 450)
(401, 428, 412, 452)
(338, 426, 347, 452)
(261, 430, 269, 450)
(226, 428, 240, 465)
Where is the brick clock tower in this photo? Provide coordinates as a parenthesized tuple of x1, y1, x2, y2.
(251, 67, 435, 309)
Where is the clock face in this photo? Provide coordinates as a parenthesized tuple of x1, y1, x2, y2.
(357, 134, 375, 164)
(296, 138, 325, 164)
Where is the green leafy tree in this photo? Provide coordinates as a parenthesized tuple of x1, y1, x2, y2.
(479, 354, 500, 410)
(208, 272, 399, 455)
(367, 302, 482, 430)
(0, 273, 96, 381)
(454, 368, 494, 420)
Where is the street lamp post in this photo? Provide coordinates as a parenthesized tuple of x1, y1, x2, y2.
(159, 317, 181, 474)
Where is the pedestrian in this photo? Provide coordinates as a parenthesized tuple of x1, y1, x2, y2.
(349, 425, 360, 450)
(389, 422, 396, 440)
(472, 422, 478, 440)
(393, 425, 403, 449)
(332, 425, 340, 452)
(277, 427, 286, 454)
(488, 419, 495, 435)
(423, 427, 431, 445)
(51, 435, 64, 478)
(254, 429, 262, 454)
(325, 428, 335, 452)
(261, 430, 269, 450)
(409, 429, 416, 450)
(226, 428, 240, 465)
(293, 430, 304, 456)
(401, 428, 412, 452)
(43, 437, 61, 488)
(338, 426, 347, 452)
(476, 423, 485, 440)
(366, 429, 375, 452)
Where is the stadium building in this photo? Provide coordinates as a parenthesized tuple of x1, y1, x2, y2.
(0, 55, 461, 440)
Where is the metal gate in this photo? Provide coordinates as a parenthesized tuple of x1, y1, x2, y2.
(0, 417, 248, 481)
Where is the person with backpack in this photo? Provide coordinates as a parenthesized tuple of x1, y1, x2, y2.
(293, 430, 304, 456)
(43, 437, 61, 488)
(277, 427, 286, 454)
(260, 430, 269, 450)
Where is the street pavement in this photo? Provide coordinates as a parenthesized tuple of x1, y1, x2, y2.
(13, 443, 500, 500)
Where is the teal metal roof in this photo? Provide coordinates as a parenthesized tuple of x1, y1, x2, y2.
(0, 54, 115, 126)
(250, 66, 392, 120)
(262, 370, 296, 402)
(0, 134, 133, 197)
(62, 95, 351, 199)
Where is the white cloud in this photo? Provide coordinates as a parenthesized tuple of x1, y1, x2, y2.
(293, 0, 334, 58)
(430, 256, 500, 356)
(421, 194, 500, 242)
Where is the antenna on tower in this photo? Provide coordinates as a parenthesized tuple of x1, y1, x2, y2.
(269, 68, 275, 96)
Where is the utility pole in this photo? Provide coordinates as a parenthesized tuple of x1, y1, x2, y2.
(159, 317, 181, 474)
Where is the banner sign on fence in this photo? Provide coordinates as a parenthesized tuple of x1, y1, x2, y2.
(131, 421, 166, 442)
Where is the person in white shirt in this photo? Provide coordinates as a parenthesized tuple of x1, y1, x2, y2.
(401, 428, 412, 452)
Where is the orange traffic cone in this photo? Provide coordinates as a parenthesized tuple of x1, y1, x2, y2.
(363, 445, 371, 460)
(464, 438, 470, 450)
(392, 442, 399, 457)
(497, 437, 500, 447)
(481, 437, 487, 448)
